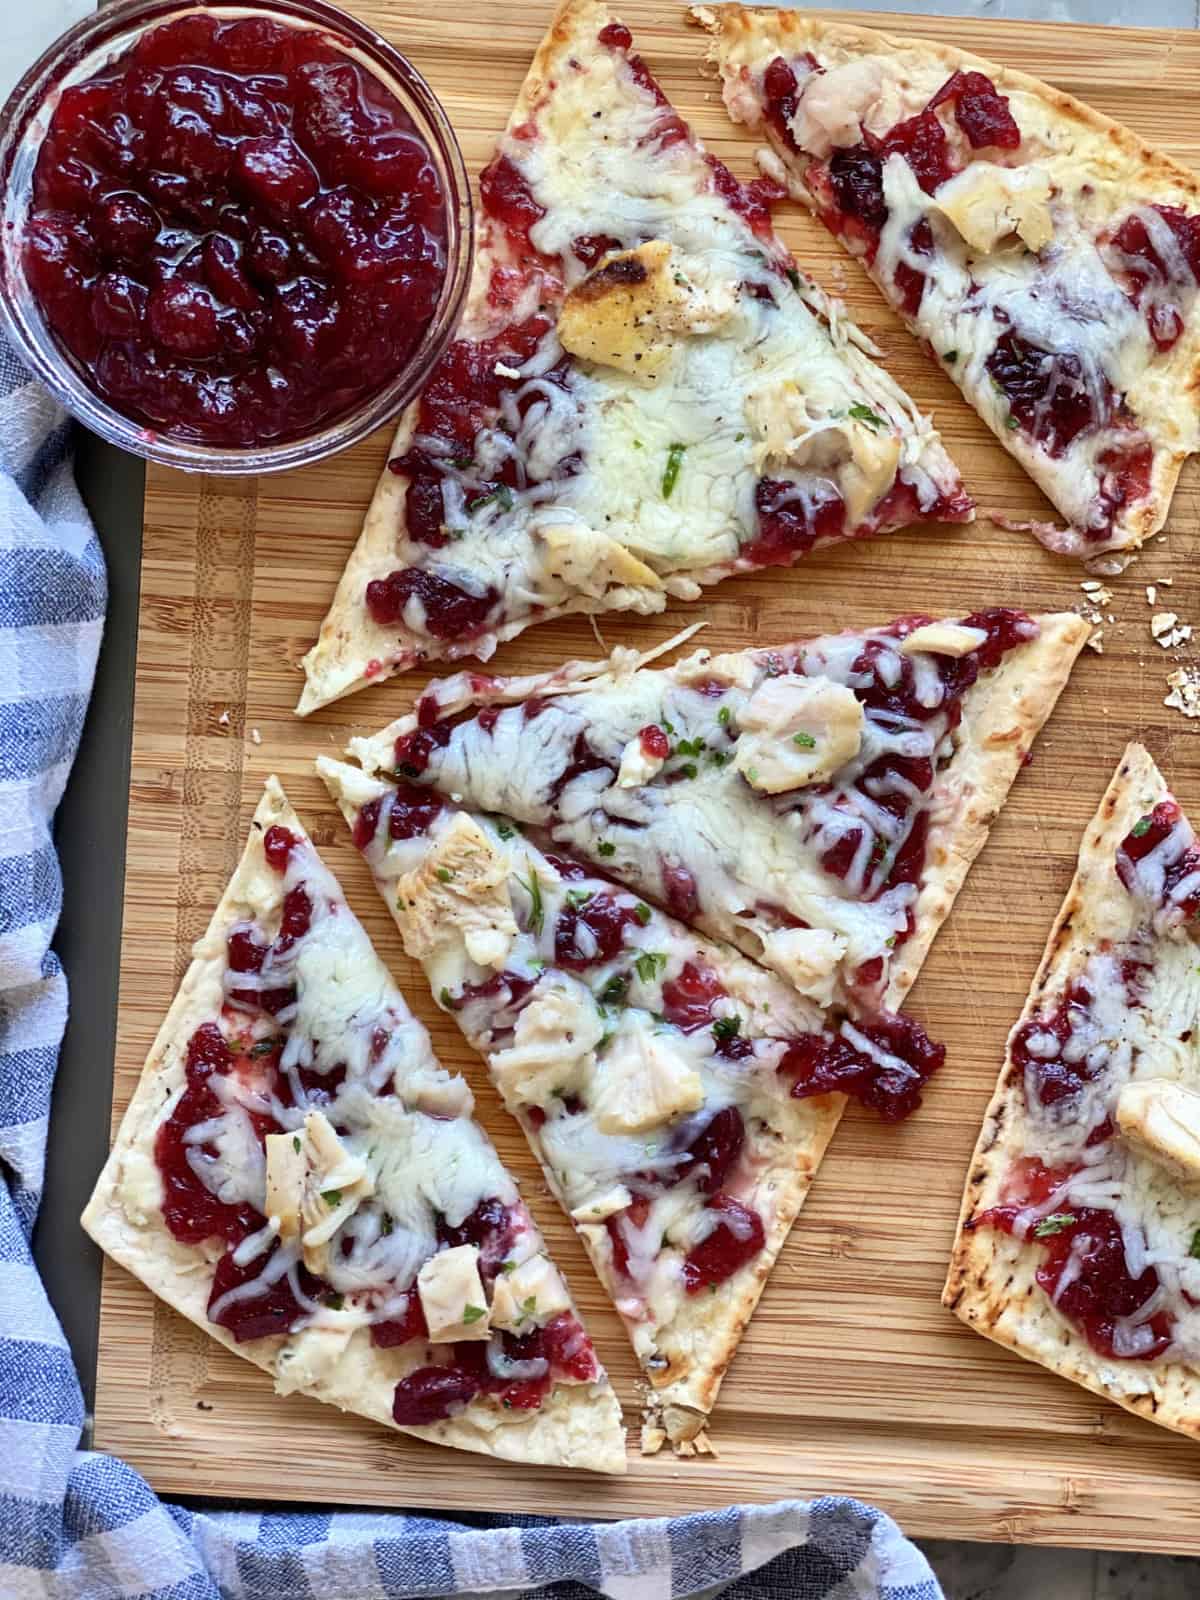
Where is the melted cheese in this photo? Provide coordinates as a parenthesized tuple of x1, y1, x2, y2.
(1008, 862, 1200, 1357)
(146, 819, 563, 1355)
(356, 36, 964, 663)
(357, 617, 1009, 1012)
(732, 40, 1200, 551)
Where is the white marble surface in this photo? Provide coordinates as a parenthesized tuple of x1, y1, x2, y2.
(5, 1, 1200, 1594)
(0, 0, 93, 104)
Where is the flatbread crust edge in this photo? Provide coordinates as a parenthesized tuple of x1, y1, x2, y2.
(942, 741, 1200, 1441)
(693, 5, 1200, 551)
(886, 612, 1091, 1010)
(82, 775, 627, 1476)
(316, 754, 845, 1455)
(296, 0, 667, 718)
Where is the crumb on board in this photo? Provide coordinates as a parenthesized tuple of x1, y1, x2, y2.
(1165, 667, 1200, 719)
(218, 709, 230, 727)
(250, 727, 262, 745)
(1151, 611, 1192, 649)
(1086, 629, 1104, 654)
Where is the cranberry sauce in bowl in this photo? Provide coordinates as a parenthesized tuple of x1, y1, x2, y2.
(0, 0, 471, 472)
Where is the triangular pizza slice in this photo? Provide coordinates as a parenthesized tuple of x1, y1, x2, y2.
(946, 744, 1200, 1438)
(346, 609, 1087, 1028)
(297, 0, 971, 713)
(83, 777, 625, 1473)
(698, 6, 1200, 560)
(319, 755, 945, 1452)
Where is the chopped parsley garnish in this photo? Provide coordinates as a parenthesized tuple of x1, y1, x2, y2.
(321, 1189, 343, 1208)
(250, 1038, 276, 1057)
(601, 973, 629, 1004)
(1191, 1230, 1200, 1260)
(500, 1259, 517, 1275)
(662, 716, 676, 736)
(468, 484, 514, 514)
(848, 403, 886, 431)
(661, 441, 686, 499)
(292, 1135, 301, 1153)
(634, 951, 667, 984)
(597, 841, 616, 857)
(521, 1295, 539, 1318)
(436, 866, 454, 882)
(461, 1304, 487, 1324)
(678, 761, 698, 780)
(496, 821, 516, 840)
(1033, 1213, 1076, 1238)
(326, 1292, 345, 1311)
(675, 736, 705, 758)
(381, 1217, 394, 1236)
(712, 1015, 742, 1042)
(707, 751, 730, 768)
(1131, 815, 1153, 838)
(792, 731, 816, 749)
(943, 350, 958, 363)
(518, 865, 544, 934)
(449, 455, 474, 469)
(565, 888, 593, 909)
(717, 705, 732, 727)
(439, 986, 454, 1009)
(786, 267, 801, 289)
(1005, 414, 1020, 430)
(734, 431, 746, 442)
(634, 903, 652, 926)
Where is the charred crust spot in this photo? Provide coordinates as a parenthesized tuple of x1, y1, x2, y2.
(574, 255, 648, 301)
(946, 1287, 965, 1310)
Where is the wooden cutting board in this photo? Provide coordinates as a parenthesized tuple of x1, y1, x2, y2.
(95, 1, 1200, 1553)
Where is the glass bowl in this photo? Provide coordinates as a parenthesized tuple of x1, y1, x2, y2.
(0, 0, 472, 475)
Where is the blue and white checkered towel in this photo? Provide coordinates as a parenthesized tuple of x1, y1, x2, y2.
(0, 338, 944, 1599)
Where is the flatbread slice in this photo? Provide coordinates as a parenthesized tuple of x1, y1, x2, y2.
(946, 742, 1200, 1439)
(346, 609, 1088, 1028)
(319, 755, 945, 1452)
(297, 0, 971, 713)
(697, 6, 1200, 560)
(83, 777, 625, 1473)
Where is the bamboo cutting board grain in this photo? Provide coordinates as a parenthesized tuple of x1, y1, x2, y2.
(96, 3, 1200, 1551)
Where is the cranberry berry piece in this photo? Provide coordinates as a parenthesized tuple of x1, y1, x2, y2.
(598, 21, 633, 49)
(478, 154, 546, 250)
(745, 477, 846, 565)
(263, 825, 298, 872)
(827, 145, 887, 232)
(682, 1195, 765, 1292)
(391, 1365, 481, 1425)
(365, 567, 498, 640)
(639, 724, 670, 761)
(985, 331, 1100, 455)
(930, 69, 1020, 151)
(680, 1106, 745, 1195)
(207, 1244, 320, 1343)
(780, 1012, 945, 1122)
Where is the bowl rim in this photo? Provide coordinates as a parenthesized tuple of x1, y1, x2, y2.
(0, 0, 473, 476)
